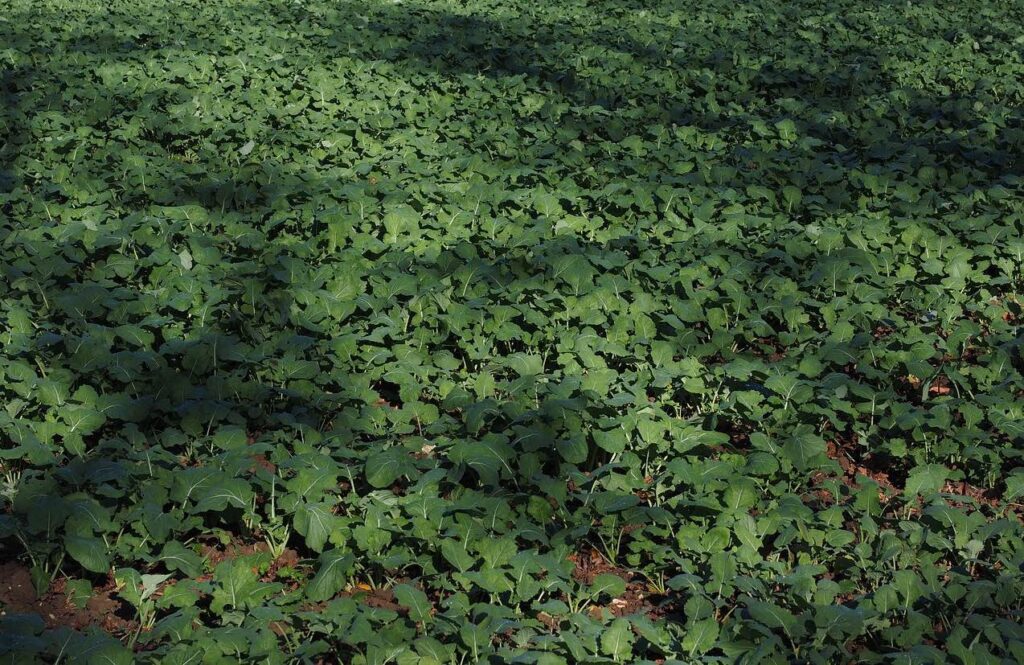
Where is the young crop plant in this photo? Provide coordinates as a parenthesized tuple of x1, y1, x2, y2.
(1, 0, 1023, 662)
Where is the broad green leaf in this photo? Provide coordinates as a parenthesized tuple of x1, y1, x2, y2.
(1005, 472, 1024, 503)
(440, 539, 477, 573)
(459, 623, 491, 658)
(682, 617, 719, 656)
(394, 583, 433, 624)
(782, 433, 826, 472)
(62, 406, 106, 435)
(746, 600, 797, 633)
(892, 570, 924, 606)
(448, 438, 513, 486)
(775, 118, 798, 142)
(159, 541, 203, 578)
(294, 501, 337, 552)
(191, 478, 253, 512)
(556, 435, 588, 464)
(65, 534, 110, 573)
(590, 573, 627, 599)
(307, 550, 354, 602)
(365, 448, 411, 488)
(593, 427, 627, 454)
(210, 559, 268, 613)
(904, 464, 949, 496)
(600, 618, 634, 661)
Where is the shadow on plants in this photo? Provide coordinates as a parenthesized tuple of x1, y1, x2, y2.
(1, 0, 1022, 659)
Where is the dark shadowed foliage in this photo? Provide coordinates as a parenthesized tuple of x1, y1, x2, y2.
(1, 0, 1023, 662)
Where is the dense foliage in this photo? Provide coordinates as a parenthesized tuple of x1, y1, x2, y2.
(2, 0, 1024, 662)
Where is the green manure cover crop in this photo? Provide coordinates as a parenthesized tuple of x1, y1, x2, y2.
(1, 0, 1024, 662)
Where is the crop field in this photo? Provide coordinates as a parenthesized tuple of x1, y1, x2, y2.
(2, 0, 1024, 662)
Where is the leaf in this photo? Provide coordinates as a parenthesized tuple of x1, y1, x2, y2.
(62, 406, 106, 435)
(211, 425, 248, 451)
(414, 637, 452, 663)
(600, 618, 635, 661)
(681, 617, 719, 656)
(781, 185, 802, 210)
(294, 501, 336, 552)
(723, 480, 758, 512)
(115, 324, 155, 347)
(590, 573, 627, 599)
(746, 600, 797, 633)
(65, 534, 110, 573)
(593, 492, 640, 513)
(64, 578, 93, 609)
(892, 569, 924, 606)
(80, 642, 133, 665)
(307, 550, 354, 602)
(383, 204, 419, 237)
(676, 427, 729, 453)
(191, 478, 253, 512)
(904, 464, 949, 496)
(561, 632, 588, 661)
(1005, 471, 1024, 503)
(210, 559, 267, 613)
(140, 573, 173, 599)
(447, 438, 513, 486)
(775, 118, 798, 142)
(239, 140, 255, 156)
(814, 605, 864, 637)
(394, 583, 433, 624)
(159, 541, 203, 578)
(36, 379, 70, 407)
(765, 374, 803, 403)
(782, 433, 826, 471)
(636, 418, 666, 444)
(477, 537, 517, 569)
(440, 539, 477, 573)
(365, 448, 411, 488)
(593, 427, 627, 454)
(114, 568, 145, 607)
(459, 623, 490, 657)
(533, 191, 563, 217)
(65, 497, 113, 534)
(462, 569, 514, 594)
(556, 435, 588, 464)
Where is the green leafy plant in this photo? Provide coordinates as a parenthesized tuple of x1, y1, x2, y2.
(1, 0, 1023, 662)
